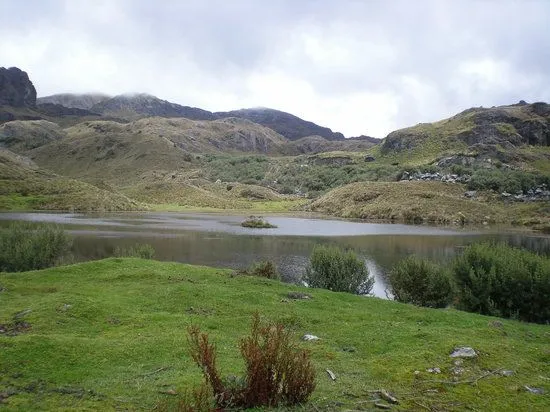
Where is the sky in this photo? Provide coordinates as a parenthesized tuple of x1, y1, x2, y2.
(1, 0, 549, 138)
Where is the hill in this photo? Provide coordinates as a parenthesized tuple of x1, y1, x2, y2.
(0, 258, 548, 411)
(0, 148, 141, 211)
(378, 101, 550, 168)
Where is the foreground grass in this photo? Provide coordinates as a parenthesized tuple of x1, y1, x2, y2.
(1, 259, 548, 411)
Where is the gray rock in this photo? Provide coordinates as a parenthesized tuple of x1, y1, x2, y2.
(500, 370, 514, 377)
(302, 334, 320, 341)
(426, 367, 441, 374)
(450, 347, 477, 358)
(464, 191, 477, 198)
(524, 385, 545, 395)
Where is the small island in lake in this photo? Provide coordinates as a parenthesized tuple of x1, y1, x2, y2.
(241, 216, 278, 229)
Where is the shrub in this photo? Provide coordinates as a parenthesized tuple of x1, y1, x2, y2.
(250, 260, 280, 280)
(241, 216, 277, 229)
(0, 221, 71, 272)
(305, 245, 374, 294)
(452, 242, 550, 323)
(388, 256, 453, 308)
(114, 243, 155, 259)
(187, 313, 315, 409)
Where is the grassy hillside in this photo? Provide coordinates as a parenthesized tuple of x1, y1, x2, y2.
(0, 149, 142, 211)
(0, 259, 548, 411)
(308, 180, 550, 225)
(378, 102, 550, 167)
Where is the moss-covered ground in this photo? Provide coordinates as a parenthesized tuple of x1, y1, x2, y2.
(1, 259, 548, 411)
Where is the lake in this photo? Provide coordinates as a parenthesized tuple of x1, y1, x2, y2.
(1, 212, 549, 298)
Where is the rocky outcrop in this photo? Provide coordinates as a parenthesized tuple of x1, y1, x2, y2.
(381, 101, 550, 153)
(0, 67, 37, 107)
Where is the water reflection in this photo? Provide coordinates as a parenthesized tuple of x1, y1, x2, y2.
(1, 212, 549, 299)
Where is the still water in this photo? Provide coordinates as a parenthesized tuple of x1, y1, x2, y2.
(1, 212, 549, 298)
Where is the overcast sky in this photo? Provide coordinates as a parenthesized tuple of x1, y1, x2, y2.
(1, 0, 549, 137)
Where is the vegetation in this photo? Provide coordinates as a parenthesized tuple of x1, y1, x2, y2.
(0, 221, 71, 272)
(241, 216, 277, 228)
(467, 168, 550, 194)
(1, 259, 548, 411)
(236, 260, 280, 280)
(388, 256, 454, 308)
(452, 242, 550, 323)
(113, 243, 155, 259)
(184, 313, 315, 409)
(305, 245, 374, 294)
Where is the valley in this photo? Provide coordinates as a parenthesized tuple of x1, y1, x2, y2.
(1, 67, 549, 229)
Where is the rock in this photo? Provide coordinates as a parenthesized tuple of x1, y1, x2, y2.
(326, 369, 336, 381)
(464, 191, 477, 198)
(500, 370, 514, 377)
(0, 67, 37, 107)
(427, 367, 441, 374)
(364, 155, 376, 162)
(524, 385, 544, 395)
(302, 334, 320, 341)
(450, 347, 477, 358)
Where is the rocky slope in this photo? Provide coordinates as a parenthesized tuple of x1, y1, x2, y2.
(380, 101, 550, 166)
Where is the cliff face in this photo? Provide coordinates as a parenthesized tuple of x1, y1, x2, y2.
(0, 67, 37, 107)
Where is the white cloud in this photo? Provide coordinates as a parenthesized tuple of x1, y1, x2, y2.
(1, 0, 549, 137)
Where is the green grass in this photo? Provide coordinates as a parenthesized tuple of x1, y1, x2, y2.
(1, 259, 549, 411)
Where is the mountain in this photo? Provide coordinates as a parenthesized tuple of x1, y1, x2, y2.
(215, 108, 345, 141)
(0, 67, 36, 107)
(89, 93, 215, 121)
(37, 93, 111, 110)
(24, 117, 289, 185)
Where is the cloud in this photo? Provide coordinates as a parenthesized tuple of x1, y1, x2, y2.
(1, 0, 549, 137)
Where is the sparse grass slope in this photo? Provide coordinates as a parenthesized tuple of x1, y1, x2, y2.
(0, 149, 142, 211)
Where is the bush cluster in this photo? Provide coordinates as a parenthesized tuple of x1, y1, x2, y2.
(185, 313, 315, 409)
(0, 221, 71, 272)
(467, 168, 550, 194)
(305, 245, 374, 294)
(387, 242, 550, 324)
(453, 242, 550, 323)
(388, 256, 453, 308)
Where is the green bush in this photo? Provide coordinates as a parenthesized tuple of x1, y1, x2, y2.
(388, 256, 453, 308)
(114, 243, 155, 259)
(452, 242, 550, 323)
(467, 169, 549, 193)
(0, 221, 71, 272)
(305, 245, 374, 294)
